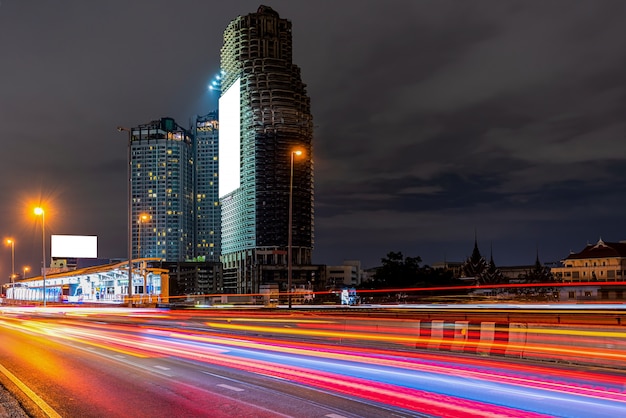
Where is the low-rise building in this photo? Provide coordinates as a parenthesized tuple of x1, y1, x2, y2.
(551, 238, 626, 282)
(325, 260, 365, 289)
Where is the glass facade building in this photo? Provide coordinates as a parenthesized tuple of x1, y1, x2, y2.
(130, 117, 194, 262)
(192, 111, 221, 263)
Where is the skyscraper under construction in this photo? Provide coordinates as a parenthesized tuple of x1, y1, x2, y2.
(219, 5, 314, 293)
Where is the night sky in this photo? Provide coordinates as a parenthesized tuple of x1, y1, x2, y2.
(1, 1, 625, 284)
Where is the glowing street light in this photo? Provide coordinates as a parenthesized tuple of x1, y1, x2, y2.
(137, 213, 151, 300)
(23, 266, 30, 279)
(137, 213, 149, 259)
(5, 238, 15, 296)
(34, 207, 46, 306)
(288, 149, 303, 309)
(117, 126, 134, 307)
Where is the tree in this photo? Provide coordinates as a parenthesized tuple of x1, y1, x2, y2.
(372, 251, 422, 289)
(364, 251, 468, 303)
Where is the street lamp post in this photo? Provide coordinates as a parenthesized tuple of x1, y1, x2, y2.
(6, 239, 15, 294)
(23, 266, 30, 279)
(287, 149, 302, 309)
(117, 126, 134, 307)
(137, 214, 149, 259)
(34, 207, 46, 307)
(138, 213, 149, 300)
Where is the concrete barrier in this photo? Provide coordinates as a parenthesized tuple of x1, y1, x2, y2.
(292, 313, 626, 369)
(410, 320, 626, 368)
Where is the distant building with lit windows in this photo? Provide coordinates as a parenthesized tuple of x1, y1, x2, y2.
(130, 117, 194, 262)
(326, 260, 366, 289)
(551, 238, 626, 282)
(193, 111, 221, 262)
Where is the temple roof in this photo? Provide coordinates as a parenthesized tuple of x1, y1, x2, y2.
(564, 238, 626, 260)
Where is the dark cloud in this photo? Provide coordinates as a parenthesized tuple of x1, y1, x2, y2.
(0, 1, 624, 280)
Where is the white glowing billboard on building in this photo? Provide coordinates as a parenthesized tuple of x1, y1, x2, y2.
(51, 235, 98, 258)
(219, 77, 241, 198)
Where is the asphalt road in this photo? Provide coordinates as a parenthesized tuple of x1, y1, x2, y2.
(1, 306, 626, 417)
(0, 310, 418, 417)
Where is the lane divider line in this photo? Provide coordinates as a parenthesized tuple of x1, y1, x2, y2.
(217, 383, 244, 392)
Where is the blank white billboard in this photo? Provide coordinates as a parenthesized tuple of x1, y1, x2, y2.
(219, 77, 241, 198)
(51, 235, 98, 258)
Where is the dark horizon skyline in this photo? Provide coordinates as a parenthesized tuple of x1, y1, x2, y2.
(1, 1, 625, 284)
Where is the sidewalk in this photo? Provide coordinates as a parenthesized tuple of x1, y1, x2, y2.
(0, 385, 28, 418)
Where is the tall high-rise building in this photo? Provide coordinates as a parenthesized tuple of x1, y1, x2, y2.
(219, 5, 314, 293)
(130, 117, 194, 262)
(193, 111, 221, 262)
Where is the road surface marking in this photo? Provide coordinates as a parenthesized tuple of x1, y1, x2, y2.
(217, 384, 244, 392)
(326, 414, 348, 418)
(151, 365, 174, 376)
(0, 363, 62, 418)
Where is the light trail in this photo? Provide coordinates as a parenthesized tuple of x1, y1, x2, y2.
(2, 308, 626, 417)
